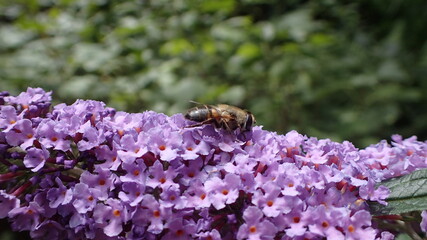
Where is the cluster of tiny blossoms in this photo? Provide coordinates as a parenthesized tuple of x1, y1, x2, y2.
(0, 88, 426, 240)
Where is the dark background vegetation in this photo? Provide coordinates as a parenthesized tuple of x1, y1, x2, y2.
(0, 0, 427, 237)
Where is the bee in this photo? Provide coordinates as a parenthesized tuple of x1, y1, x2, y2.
(184, 103, 256, 132)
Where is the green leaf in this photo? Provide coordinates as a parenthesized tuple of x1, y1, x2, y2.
(160, 38, 195, 56)
(236, 42, 260, 59)
(369, 168, 427, 216)
(395, 233, 412, 240)
(199, 0, 235, 13)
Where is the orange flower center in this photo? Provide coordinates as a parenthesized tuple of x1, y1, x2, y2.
(117, 130, 124, 137)
(113, 209, 121, 217)
(322, 221, 329, 228)
(249, 226, 257, 233)
(175, 229, 184, 236)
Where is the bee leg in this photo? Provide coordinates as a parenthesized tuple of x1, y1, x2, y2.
(185, 118, 215, 128)
(213, 121, 221, 128)
(221, 120, 233, 132)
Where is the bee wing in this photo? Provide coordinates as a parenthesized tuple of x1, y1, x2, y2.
(189, 100, 204, 106)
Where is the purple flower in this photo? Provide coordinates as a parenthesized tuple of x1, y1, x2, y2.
(93, 199, 130, 237)
(146, 160, 179, 190)
(0, 190, 20, 218)
(183, 180, 211, 209)
(236, 206, 278, 240)
(359, 181, 390, 205)
(2, 88, 427, 239)
(176, 159, 206, 186)
(278, 165, 304, 197)
(8, 201, 44, 231)
(133, 194, 172, 234)
(0, 91, 10, 105)
(273, 209, 308, 238)
(162, 218, 197, 240)
(4, 88, 51, 119)
(195, 229, 222, 240)
(36, 119, 71, 151)
(307, 205, 346, 239)
(23, 146, 49, 172)
(421, 210, 427, 232)
(378, 231, 395, 240)
(159, 185, 187, 209)
(105, 111, 144, 134)
(95, 142, 121, 170)
(29, 220, 65, 240)
(4, 87, 52, 106)
(117, 133, 148, 164)
(204, 173, 241, 210)
(223, 153, 258, 175)
(180, 131, 210, 161)
(47, 178, 73, 208)
(76, 121, 106, 151)
(4, 119, 35, 149)
(79, 167, 116, 200)
(118, 181, 145, 206)
(341, 210, 377, 240)
(147, 128, 182, 162)
(72, 183, 101, 214)
(252, 182, 297, 217)
(0, 105, 26, 132)
(120, 158, 147, 183)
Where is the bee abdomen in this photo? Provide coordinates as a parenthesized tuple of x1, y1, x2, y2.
(185, 107, 211, 122)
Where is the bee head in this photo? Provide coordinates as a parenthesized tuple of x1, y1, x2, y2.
(243, 112, 256, 131)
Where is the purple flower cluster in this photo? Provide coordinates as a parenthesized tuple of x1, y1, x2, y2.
(0, 88, 426, 239)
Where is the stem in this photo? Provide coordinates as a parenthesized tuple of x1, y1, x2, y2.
(0, 157, 12, 166)
(44, 161, 83, 178)
(11, 181, 32, 197)
(59, 173, 78, 182)
(63, 167, 84, 178)
(397, 220, 423, 240)
(0, 172, 24, 182)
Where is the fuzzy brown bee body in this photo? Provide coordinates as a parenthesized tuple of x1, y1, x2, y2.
(185, 104, 256, 132)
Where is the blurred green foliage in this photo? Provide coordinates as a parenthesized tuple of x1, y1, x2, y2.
(1, 0, 427, 148)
